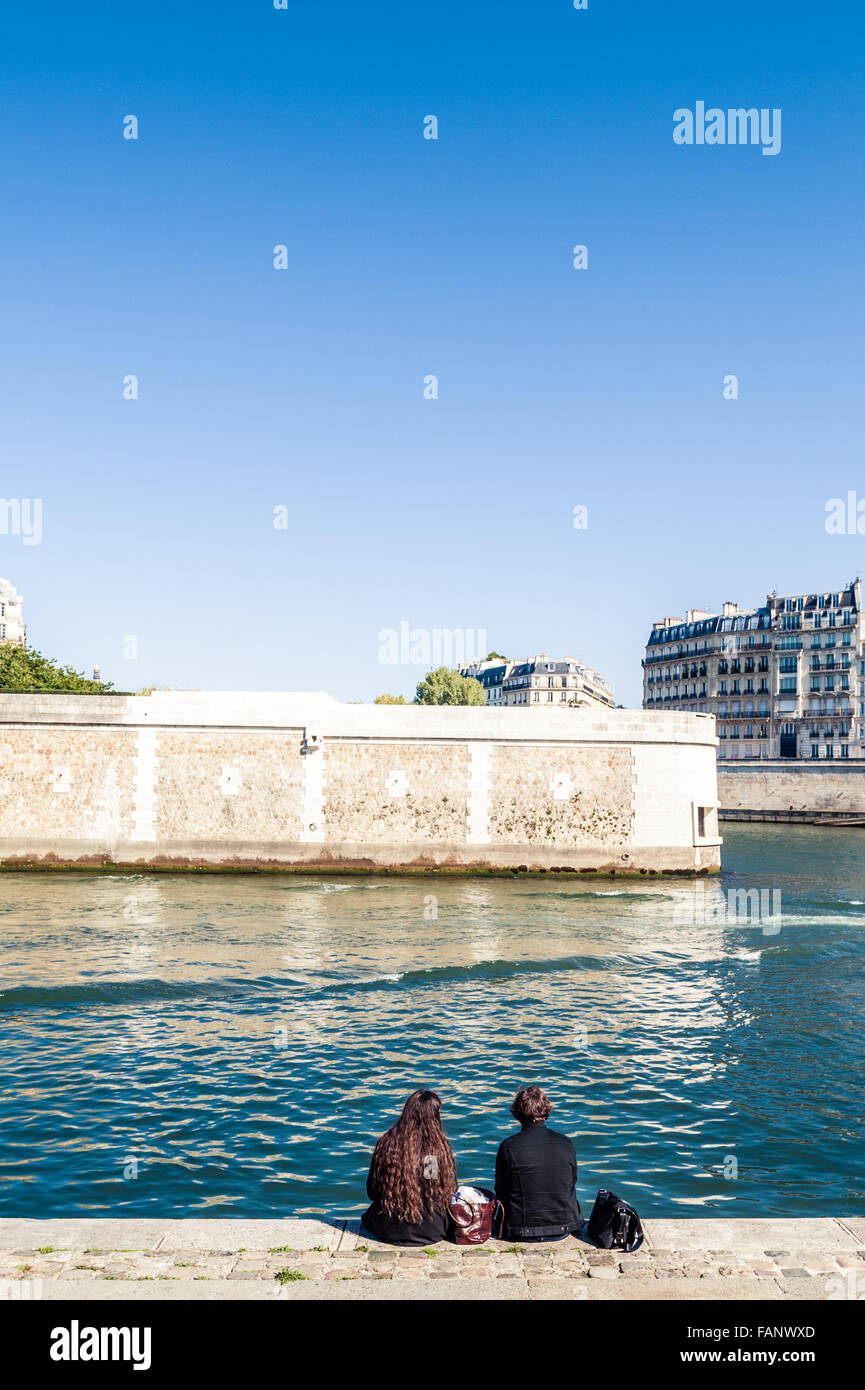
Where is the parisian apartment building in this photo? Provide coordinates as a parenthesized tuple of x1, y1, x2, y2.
(460, 654, 616, 709)
(642, 580, 865, 760)
(0, 578, 25, 646)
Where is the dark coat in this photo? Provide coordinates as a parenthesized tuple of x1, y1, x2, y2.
(494, 1122, 582, 1241)
(361, 1164, 452, 1246)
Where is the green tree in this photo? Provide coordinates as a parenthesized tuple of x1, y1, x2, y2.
(0, 645, 114, 693)
(414, 667, 486, 705)
(484, 651, 508, 662)
(374, 693, 406, 704)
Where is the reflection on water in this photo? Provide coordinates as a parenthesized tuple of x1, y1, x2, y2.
(1, 823, 864, 1217)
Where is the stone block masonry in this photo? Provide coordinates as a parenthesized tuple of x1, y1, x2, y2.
(0, 693, 721, 874)
(719, 760, 865, 823)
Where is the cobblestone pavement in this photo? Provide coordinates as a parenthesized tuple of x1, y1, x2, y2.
(2, 1218, 863, 1300)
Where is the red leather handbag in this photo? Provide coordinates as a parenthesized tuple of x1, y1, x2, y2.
(450, 1186, 505, 1245)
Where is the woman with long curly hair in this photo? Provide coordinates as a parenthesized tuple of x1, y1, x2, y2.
(361, 1089, 458, 1245)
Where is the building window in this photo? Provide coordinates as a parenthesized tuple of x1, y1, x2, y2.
(841, 744, 850, 758)
(811, 744, 819, 758)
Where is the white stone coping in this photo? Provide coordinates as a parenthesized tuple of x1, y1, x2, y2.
(0, 1216, 861, 1254)
(0, 692, 718, 746)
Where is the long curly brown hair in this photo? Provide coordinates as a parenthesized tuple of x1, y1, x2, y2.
(368, 1090, 458, 1223)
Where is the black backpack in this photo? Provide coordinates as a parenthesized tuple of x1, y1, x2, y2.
(586, 1189, 644, 1252)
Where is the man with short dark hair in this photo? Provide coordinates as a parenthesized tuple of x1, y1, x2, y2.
(494, 1086, 582, 1242)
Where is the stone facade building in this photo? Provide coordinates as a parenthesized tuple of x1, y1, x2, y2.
(643, 580, 865, 761)
(0, 578, 25, 647)
(460, 655, 615, 710)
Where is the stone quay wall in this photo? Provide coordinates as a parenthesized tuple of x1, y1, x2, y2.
(1, 1216, 861, 1302)
(0, 693, 721, 874)
(718, 760, 865, 823)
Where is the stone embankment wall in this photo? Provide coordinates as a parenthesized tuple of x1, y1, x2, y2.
(0, 693, 721, 873)
(719, 761, 865, 822)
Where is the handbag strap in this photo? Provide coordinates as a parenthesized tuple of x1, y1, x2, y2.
(493, 1199, 505, 1238)
(623, 1210, 644, 1252)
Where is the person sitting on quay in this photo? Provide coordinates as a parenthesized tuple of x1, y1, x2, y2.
(494, 1085, 583, 1242)
(361, 1089, 458, 1246)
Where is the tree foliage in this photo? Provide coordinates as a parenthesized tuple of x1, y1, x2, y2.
(374, 693, 406, 704)
(0, 645, 114, 693)
(414, 666, 486, 705)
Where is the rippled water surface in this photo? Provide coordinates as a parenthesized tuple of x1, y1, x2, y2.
(2, 823, 865, 1218)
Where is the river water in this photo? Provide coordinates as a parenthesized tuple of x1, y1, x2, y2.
(1, 823, 863, 1219)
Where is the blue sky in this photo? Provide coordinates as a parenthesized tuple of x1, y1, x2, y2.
(1, 0, 862, 705)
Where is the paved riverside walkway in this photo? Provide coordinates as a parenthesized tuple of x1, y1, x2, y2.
(2, 1217, 863, 1300)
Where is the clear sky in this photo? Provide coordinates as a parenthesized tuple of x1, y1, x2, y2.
(1, 0, 863, 706)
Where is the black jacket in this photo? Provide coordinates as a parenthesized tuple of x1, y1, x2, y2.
(361, 1166, 452, 1246)
(494, 1122, 582, 1240)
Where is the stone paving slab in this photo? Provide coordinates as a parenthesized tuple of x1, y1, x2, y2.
(0, 1218, 342, 1255)
(0, 1219, 170, 1252)
(644, 1219, 860, 1253)
(2, 1218, 861, 1300)
(527, 1277, 786, 1302)
(155, 1219, 342, 1253)
(35, 1278, 532, 1301)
